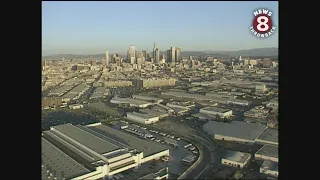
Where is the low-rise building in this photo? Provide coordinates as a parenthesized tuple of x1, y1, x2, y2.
(69, 104, 84, 109)
(42, 123, 169, 180)
(132, 95, 163, 104)
(126, 112, 159, 124)
(255, 144, 278, 162)
(244, 106, 269, 119)
(110, 97, 152, 108)
(200, 107, 233, 118)
(221, 150, 251, 168)
(255, 128, 278, 146)
(260, 160, 278, 177)
(202, 121, 267, 144)
(105, 81, 132, 88)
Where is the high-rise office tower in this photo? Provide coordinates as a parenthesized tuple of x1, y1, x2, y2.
(175, 47, 181, 63)
(155, 48, 160, 64)
(137, 51, 143, 58)
(170, 47, 176, 63)
(167, 50, 171, 62)
(153, 43, 157, 59)
(105, 50, 109, 66)
(128, 45, 136, 62)
(142, 50, 147, 59)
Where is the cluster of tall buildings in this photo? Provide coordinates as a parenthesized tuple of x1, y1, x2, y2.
(103, 43, 182, 67)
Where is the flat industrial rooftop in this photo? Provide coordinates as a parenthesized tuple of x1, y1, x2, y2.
(127, 112, 158, 119)
(261, 160, 278, 171)
(202, 121, 267, 141)
(256, 128, 278, 144)
(42, 138, 90, 180)
(223, 150, 251, 163)
(256, 144, 278, 159)
(52, 124, 121, 154)
(201, 107, 231, 113)
(112, 97, 151, 105)
(87, 124, 168, 157)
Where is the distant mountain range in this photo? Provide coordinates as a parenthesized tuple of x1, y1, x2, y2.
(42, 47, 278, 59)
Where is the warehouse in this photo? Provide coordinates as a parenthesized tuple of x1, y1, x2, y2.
(255, 128, 278, 146)
(199, 107, 233, 118)
(48, 85, 75, 97)
(166, 101, 195, 109)
(90, 87, 105, 99)
(260, 160, 278, 177)
(110, 97, 152, 108)
(202, 121, 267, 144)
(161, 91, 250, 106)
(255, 144, 278, 162)
(221, 150, 251, 168)
(140, 108, 169, 119)
(42, 123, 169, 180)
(132, 95, 163, 104)
(126, 112, 159, 124)
(206, 92, 236, 99)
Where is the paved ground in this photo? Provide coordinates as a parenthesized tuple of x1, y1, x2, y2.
(113, 121, 194, 176)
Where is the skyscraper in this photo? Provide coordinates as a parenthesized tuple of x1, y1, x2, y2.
(175, 47, 181, 63)
(170, 47, 176, 63)
(167, 50, 171, 62)
(155, 48, 160, 64)
(142, 50, 147, 59)
(153, 43, 156, 59)
(128, 45, 136, 62)
(105, 50, 109, 66)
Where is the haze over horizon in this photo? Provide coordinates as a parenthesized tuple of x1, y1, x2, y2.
(42, 1, 278, 55)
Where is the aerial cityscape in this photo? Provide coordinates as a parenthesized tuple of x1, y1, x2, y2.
(42, 1, 278, 180)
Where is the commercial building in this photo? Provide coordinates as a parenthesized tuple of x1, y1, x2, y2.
(105, 50, 109, 66)
(199, 107, 233, 118)
(255, 128, 278, 146)
(133, 78, 176, 88)
(260, 160, 278, 177)
(110, 97, 152, 108)
(126, 112, 159, 124)
(263, 58, 271, 68)
(221, 150, 251, 168)
(104, 81, 132, 88)
(202, 121, 267, 144)
(255, 144, 278, 162)
(42, 123, 169, 180)
(128, 45, 136, 63)
(170, 47, 176, 63)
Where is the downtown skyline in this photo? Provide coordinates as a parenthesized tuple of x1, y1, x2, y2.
(42, 1, 278, 55)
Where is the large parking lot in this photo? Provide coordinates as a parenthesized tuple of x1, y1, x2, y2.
(113, 121, 199, 177)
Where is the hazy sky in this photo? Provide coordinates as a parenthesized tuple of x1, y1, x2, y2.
(42, 1, 278, 55)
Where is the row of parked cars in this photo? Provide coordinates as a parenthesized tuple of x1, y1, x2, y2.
(119, 121, 181, 145)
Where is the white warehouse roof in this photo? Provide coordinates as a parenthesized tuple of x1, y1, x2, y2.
(223, 150, 251, 163)
(202, 121, 267, 141)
